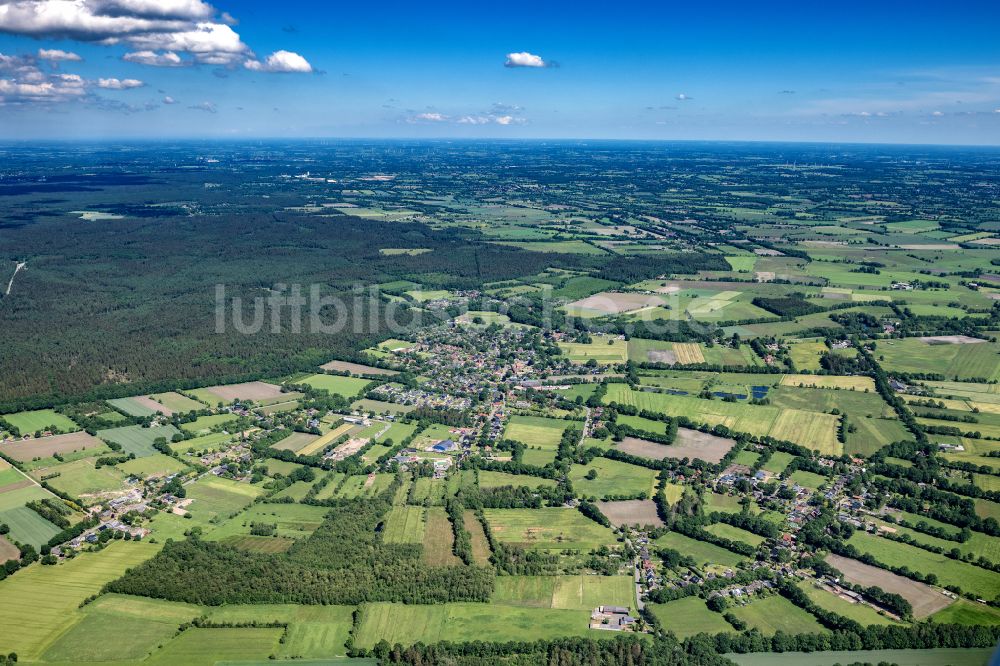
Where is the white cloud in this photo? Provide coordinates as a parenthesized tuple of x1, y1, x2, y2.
(0, 54, 86, 104)
(124, 22, 247, 65)
(162, 95, 176, 104)
(244, 50, 312, 73)
(409, 112, 448, 122)
(0, 1, 308, 71)
(38, 47, 81, 61)
(91, 0, 216, 20)
(188, 100, 216, 112)
(456, 115, 490, 125)
(931, 110, 944, 117)
(450, 113, 525, 126)
(504, 51, 546, 68)
(675, 93, 692, 101)
(97, 76, 143, 89)
(122, 50, 184, 66)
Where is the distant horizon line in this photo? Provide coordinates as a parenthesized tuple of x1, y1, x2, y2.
(0, 136, 999, 149)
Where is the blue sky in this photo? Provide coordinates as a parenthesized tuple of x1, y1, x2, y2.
(0, 0, 998, 143)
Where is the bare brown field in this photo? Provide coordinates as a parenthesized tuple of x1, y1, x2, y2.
(271, 431, 319, 453)
(130, 395, 175, 416)
(617, 437, 675, 460)
(2, 431, 105, 462)
(919, 335, 986, 345)
(0, 478, 33, 494)
(0, 535, 20, 562)
(648, 350, 677, 364)
(204, 381, 283, 402)
(320, 360, 399, 376)
(672, 343, 705, 364)
(673, 428, 736, 463)
(826, 554, 954, 618)
(567, 292, 664, 314)
(596, 499, 664, 527)
(617, 432, 733, 464)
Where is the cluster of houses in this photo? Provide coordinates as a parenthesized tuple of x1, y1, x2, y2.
(590, 606, 638, 631)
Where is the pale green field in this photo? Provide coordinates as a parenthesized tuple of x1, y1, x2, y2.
(796, 581, 901, 626)
(42, 594, 201, 663)
(383, 505, 426, 544)
(728, 594, 826, 636)
(484, 508, 617, 551)
(116, 453, 188, 478)
(847, 531, 1000, 599)
(298, 373, 372, 398)
(492, 575, 635, 611)
(605, 384, 841, 454)
(655, 531, 746, 568)
(559, 335, 629, 364)
(504, 414, 572, 448)
(877, 338, 1000, 381)
(205, 604, 355, 659)
(98, 424, 183, 457)
(29, 457, 128, 500)
(727, 648, 993, 666)
(1, 409, 78, 433)
(180, 413, 239, 434)
(145, 627, 284, 666)
(478, 470, 557, 490)
(649, 596, 734, 638)
(569, 458, 658, 500)
(185, 476, 264, 524)
(0, 542, 161, 660)
(204, 502, 330, 542)
(704, 522, 766, 547)
(354, 602, 595, 649)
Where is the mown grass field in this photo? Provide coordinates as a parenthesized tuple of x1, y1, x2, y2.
(354, 602, 594, 649)
(729, 594, 826, 636)
(847, 531, 1000, 600)
(42, 594, 201, 662)
(145, 627, 284, 666)
(29, 457, 128, 500)
(478, 470, 556, 490)
(569, 457, 657, 500)
(558, 335, 629, 364)
(796, 581, 901, 626)
(877, 338, 1000, 381)
(504, 414, 571, 449)
(185, 475, 264, 524)
(0, 541, 161, 660)
(383, 505, 426, 544)
(1, 409, 78, 434)
(204, 604, 355, 659)
(492, 575, 634, 610)
(116, 452, 188, 478)
(605, 384, 840, 454)
(654, 531, 746, 568)
(484, 508, 617, 551)
(649, 596, 734, 638)
(98, 424, 182, 457)
(298, 373, 372, 398)
(422, 506, 460, 566)
(704, 522, 766, 547)
(180, 413, 239, 434)
(727, 648, 994, 666)
(170, 430, 234, 454)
